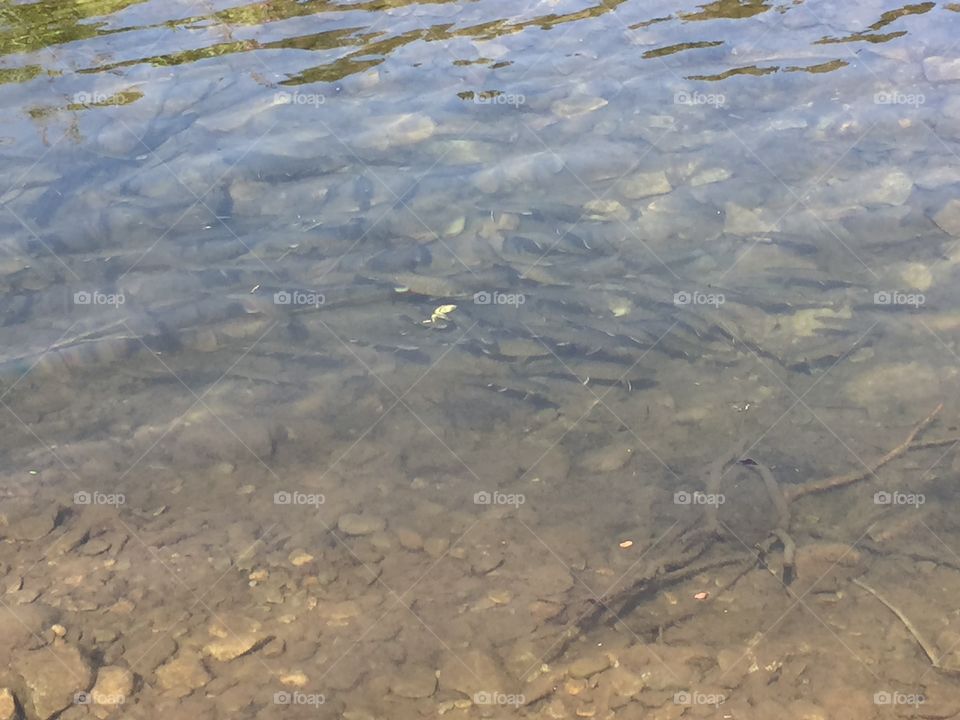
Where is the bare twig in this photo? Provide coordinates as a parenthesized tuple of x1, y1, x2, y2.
(852, 577, 940, 668)
(786, 403, 943, 501)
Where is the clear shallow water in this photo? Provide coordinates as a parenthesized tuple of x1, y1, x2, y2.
(2, 1, 960, 718)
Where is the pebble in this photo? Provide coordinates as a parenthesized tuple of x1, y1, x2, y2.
(523, 672, 561, 705)
(933, 198, 960, 236)
(690, 167, 731, 186)
(724, 202, 777, 235)
(579, 442, 633, 473)
(204, 632, 267, 662)
(487, 589, 513, 605)
(471, 152, 563, 194)
(621, 170, 672, 198)
(337, 513, 386, 536)
(900, 262, 933, 291)
(279, 672, 308, 687)
(423, 537, 450, 558)
(354, 113, 436, 151)
(18, 642, 93, 719)
(923, 56, 960, 82)
(916, 166, 960, 189)
(443, 216, 466, 237)
(855, 168, 913, 206)
(262, 637, 286, 658)
(155, 652, 211, 698)
(439, 649, 509, 697)
(551, 95, 608, 118)
(122, 634, 175, 674)
(529, 600, 564, 622)
(396, 528, 424, 551)
(528, 565, 574, 595)
(603, 666, 644, 697)
(568, 654, 610, 678)
(0, 689, 16, 720)
(470, 549, 504, 575)
(323, 600, 361, 624)
(78, 538, 111, 556)
(389, 664, 437, 698)
(583, 199, 629, 221)
(288, 550, 314, 567)
(90, 666, 133, 706)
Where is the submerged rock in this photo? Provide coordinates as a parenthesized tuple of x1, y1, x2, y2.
(723, 202, 778, 235)
(551, 95, 608, 118)
(0, 688, 17, 720)
(155, 652, 211, 698)
(354, 113, 436, 151)
(471, 152, 564, 194)
(0, 506, 60, 542)
(90, 666, 133, 707)
(923, 56, 960, 82)
(900, 262, 933, 291)
(620, 170, 672, 199)
(204, 632, 269, 662)
(854, 168, 913, 206)
(18, 642, 93, 720)
(933, 198, 960, 236)
(388, 664, 437, 698)
(583, 199, 629, 221)
(438, 649, 510, 698)
(690, 167, 731, 187)
(337, 513, 386, 536)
